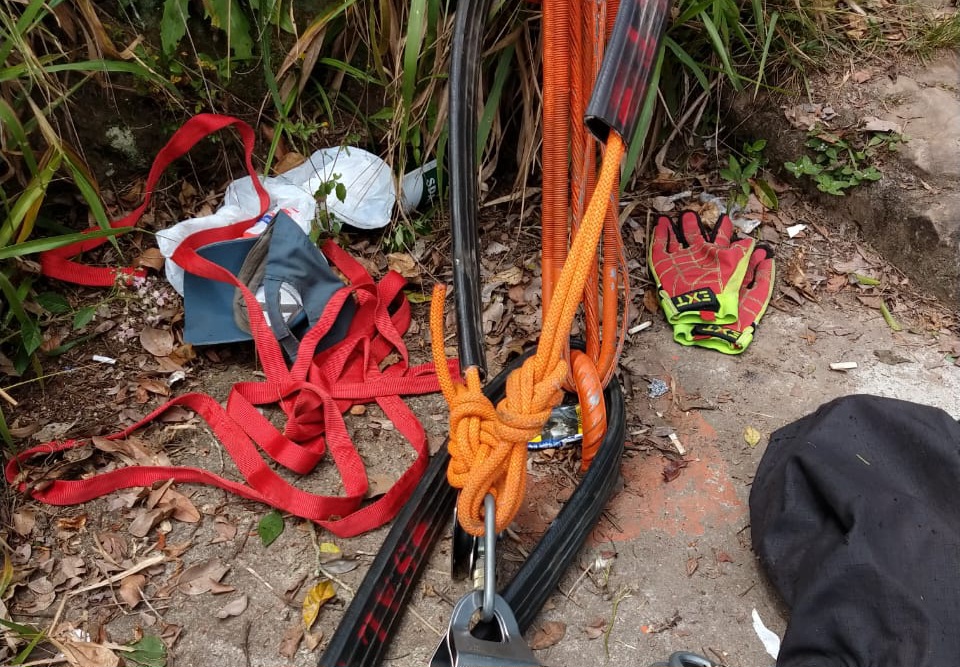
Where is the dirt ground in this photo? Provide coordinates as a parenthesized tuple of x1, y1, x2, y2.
(3, 146, 960, 667)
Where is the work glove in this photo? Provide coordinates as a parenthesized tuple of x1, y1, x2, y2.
(672, 243, 775, 354)
(648, 211, 755, 325)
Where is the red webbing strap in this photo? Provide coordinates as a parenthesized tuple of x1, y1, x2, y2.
(40, 114, 268, 287)
(5, 255, 458, 536)
(16, 114, 461, 537)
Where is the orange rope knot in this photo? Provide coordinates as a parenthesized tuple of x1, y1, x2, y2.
(431, 133, 626, 538)
(430, 285, 567, 536)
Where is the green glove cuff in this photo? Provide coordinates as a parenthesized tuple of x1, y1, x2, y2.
(672, 321, 756, 355)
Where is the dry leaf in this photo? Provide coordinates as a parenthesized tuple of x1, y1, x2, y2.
(643, 289, 660, 314)
(216, 595, 249, 619)
(686, 556, 701, 576)
(302, 579, 336, 629)
(177, 559, 230, 595)
(716, 551, 734, 564)
(744, 426, 761, 447)
(861, 116, 902, 134)
(386, 253, 419, 279)
(273, 151, 306, 175)
(56, 515, 87, 533)
(140, 327, 176, 357)
(304, 630, 324, 651)
(137, 378, 171, 397)
(584, 617, 607, 640)
(129, 507, 171, 538)
(119, 574, 145, 608)
(279, 623, 304, 659)
(12, 508, 36, 536)
(318, 542, 341, 563)
(53, 636, 120, 667)
(529, 621, 566, 650)
(211, 518, 238, 544)
(365, 473, 395, 498)
(157, 487, 200, 523)
(825, 274, 848, 293)
(137, 248, 166, 271)
(662, 458, 689, 483)
(321, 558, 359, 575)
(850, 69, 872, 83)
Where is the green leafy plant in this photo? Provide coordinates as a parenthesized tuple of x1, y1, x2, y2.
(720, 139, 778, 209)
(311, 171, 347, 240)
(784, 128, 896, 195)
(0, 0, 162, 443)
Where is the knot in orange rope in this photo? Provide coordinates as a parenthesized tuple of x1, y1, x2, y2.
(431, 285, 566, 536)
(430, 133, 626, 537)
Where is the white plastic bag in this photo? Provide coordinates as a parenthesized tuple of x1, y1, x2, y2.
(158, 147, 418, 295)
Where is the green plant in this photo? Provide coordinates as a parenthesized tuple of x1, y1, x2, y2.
(720, 139, 778, 209)
(311, 171, 347, 240)
(784, 128, 896, 195)
(0, 0, 161, 442)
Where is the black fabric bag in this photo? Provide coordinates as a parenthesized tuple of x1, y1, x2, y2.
(750, 394, 960, 667)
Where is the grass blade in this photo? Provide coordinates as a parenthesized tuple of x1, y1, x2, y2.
(622, 41, 665, 190)
(0, 226, 134, 260)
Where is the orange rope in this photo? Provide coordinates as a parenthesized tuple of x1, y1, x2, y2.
(430, 134, 626, 536)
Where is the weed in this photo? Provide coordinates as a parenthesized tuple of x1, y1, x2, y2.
(784, 128, 898, 195)
(720, 139, 779, 209)
(312, 172, 348, 240)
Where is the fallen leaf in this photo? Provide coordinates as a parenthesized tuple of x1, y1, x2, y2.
(662, 458, 689, 483)
(137, 248, 166, 271)
(211, 518, 238, 544)
(861, 116, 902, 134)
(490, 265, 524, 286)
(140, 327, 176, 357)
(686, 556, 700, 576)
(321, 558, 359, 575)
(177, 558, 230, 596)
(258, 510, 284, 547)
(273, 151, 306, 175)
(825, 274, 848, 293)
(303, 630, 324, 651)
(119, 574, 146, 609)
(716, 551, 734, 564)
(53, 636, 120, 667)
(850, 69, 872, 83)
(529, 621, 566, 650)
(56, 515, 87, 533)
(643, 289, 660, 314)
(216, 595, 248, 619)
(365, 473, 395, 498)
(584, 617, 607, 640)
(124, 634, 167, 666)
(138, 378, 171, 397)
(318, 542, 341, 563)
(12, 509, 36, 536)
(874, 349, 910, 365)
(744, 426, 761, 447)
(279, 623, 304, 659)
(386, 253, 419, 279)
(157, 487, 200, 523)
(302, 579, 336, 629)
(23, 589, 56, 613)
(129, 507, 172, 538)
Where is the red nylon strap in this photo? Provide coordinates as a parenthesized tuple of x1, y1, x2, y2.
(40, 114, 268, 287)
(15, 114, 458, 537)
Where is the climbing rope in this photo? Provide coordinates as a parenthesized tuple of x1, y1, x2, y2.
(430, 133, 625, 537)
